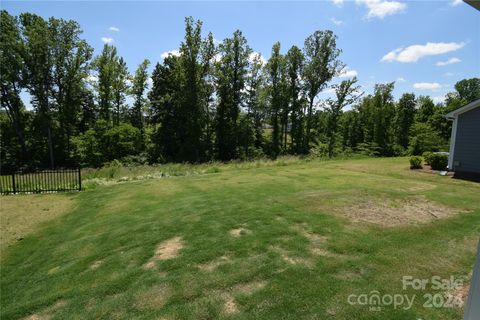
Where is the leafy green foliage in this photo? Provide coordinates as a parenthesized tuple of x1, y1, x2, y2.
(71, 122, 141, 167)
(215, 30, 251, 160)
(1, 10, 478, 169)
(422, 151, 434, 165)
(409, 156, 423, 169)
(429, 153, 448, 171)
(408, 123, 445, 156)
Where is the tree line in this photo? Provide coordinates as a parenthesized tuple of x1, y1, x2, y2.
(1, 11, 479, 170)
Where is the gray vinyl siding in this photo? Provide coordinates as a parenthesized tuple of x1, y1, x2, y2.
(453, 106, 480, 173)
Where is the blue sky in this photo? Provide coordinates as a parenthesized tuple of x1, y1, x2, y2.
(3, 0, 480, 104)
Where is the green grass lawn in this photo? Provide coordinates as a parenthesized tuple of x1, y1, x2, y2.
(1, 157, 479, 320)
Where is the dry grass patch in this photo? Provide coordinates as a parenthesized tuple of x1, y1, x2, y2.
(271, 245, 313, 267)
(300, 192, 466, 227)
(197, 255, 229, 272)
(0, 194, 76, 253)
(22, 300, 67, 320)
(342, 197, 464, 226)
(90, 260, 103, 270)
(135, 284, 171, 310)
(229, 227, 251, 237)
(232, 280, 267, 295)
(223, 294, 239, 314)
(144, 236, 184, 269)
(290, 224, 334, 257)
(215, 280, 267, 315)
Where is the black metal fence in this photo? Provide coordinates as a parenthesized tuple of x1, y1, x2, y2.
(0, 168, 81, 195)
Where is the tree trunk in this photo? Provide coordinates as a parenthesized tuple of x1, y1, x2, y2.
(47, 124, 55, 169)
(305, 98, 314, 153)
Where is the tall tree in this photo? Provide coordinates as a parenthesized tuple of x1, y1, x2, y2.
(0, 11, 28, 164)
(20, 13, 55, 168)
(149, 56, 181, 162)
(215, 30, 251, 161)
(131, 59, 150, 135)
(302, 30, 342, 153)
(176, 17, 214, 162)
(266, 42, 284, 157)
(416, 96, 435, 123)
(202, 33, 216, 160)
(372, 82, 396, 155)
(325, 77, 362, 157)
(245, 53, 266, 151)
(395, 93, 416, 149)
(112, 57, 129, 126)
(92, 44, 118, 125)
(285, 45, 304, 154)
(449, 78, 480, 105)
(49, 17, 92, 160)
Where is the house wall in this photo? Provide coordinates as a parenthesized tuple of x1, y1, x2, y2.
(453, 106, 480, 174)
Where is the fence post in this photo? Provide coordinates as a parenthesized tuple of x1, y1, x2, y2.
(11, 173, 16, 194)
(78, 167, 82, 191)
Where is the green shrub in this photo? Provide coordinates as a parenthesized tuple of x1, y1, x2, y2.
(407, 123, 443, 155)
(409, 156, 423, 169)
(429, 153, 448, 170)
(422, 151, 434, 165)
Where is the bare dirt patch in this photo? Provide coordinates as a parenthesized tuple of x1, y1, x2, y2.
(412, 166, 454, 177)
(22, 300, 67, 320)
(223, 294, 239, 314)
(143, 236, 184, 269)
(134, 284, 171, 310)
(446, 282, 470, 308)
(341, 197, 463, 227)
(216, 280, 267, 314)
(229, 227, 250, 237)
(197, 255, 229, 272)
(1, 194, 76, 254)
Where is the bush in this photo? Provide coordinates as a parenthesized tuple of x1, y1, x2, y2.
(429, 153, 448, 170)
(407, 123, 444, 155)
(422, 151, 434, 165)
(120, 153, 149, 166)
(409, 156, 423, 169)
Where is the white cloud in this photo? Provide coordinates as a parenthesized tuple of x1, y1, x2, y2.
(356, 0, 407, 19)
(332, 0, 344, 7)
(381, 42, 465, 63)
(101, 37, 114, 44)
(396, 77, 406, 82)
(432, 96, 446, 104)
(443, 72, 455, 77)
(450, 0, 462, 6)
(413, 82, 442, 90)
(109, 26, 120, 32)
(436, 57, 461, 66)
(249, 52, 267, 65)
(161, 50, 180, 59)
(337, 67, 358, 78)
(331, 17, 344, 26)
